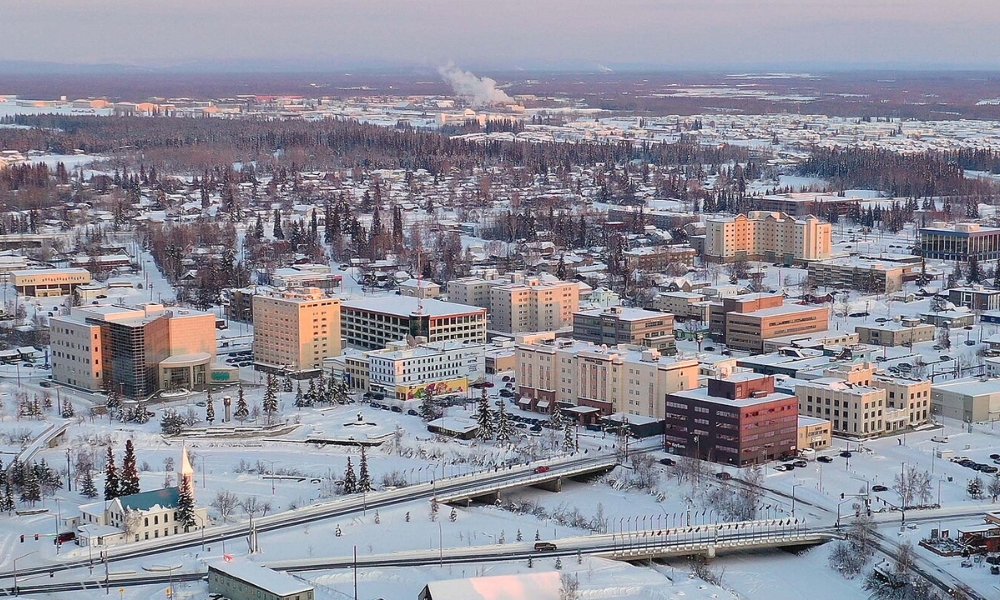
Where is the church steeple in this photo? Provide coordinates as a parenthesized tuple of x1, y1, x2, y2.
(179, 446, 195, 500)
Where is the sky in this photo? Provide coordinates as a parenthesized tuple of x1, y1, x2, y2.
(4, 1, 1000, 71)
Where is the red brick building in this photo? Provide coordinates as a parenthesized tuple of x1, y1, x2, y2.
(664, 373, 798, 465)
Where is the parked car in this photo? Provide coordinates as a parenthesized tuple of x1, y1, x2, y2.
(407, 409, 418, 416)
(774, 465, 789, 472)
(782, 463, 796, 471)
(980, 465, 998, 474)
(659, 458, 676, 466)
(715, 472, 732, 480)
(840, 451, 853, 458)
(817, 456, 834, 463)
(39, 380, 51, 388)
(792, 460, 808, 468)
(872, 485, 888, 492)
(704, 346, 716, 352)
(390, 406, 402, 413)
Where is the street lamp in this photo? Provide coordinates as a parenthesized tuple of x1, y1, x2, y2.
(269, 460, 281, 495)
(13, 551, 37, 597)
(791, 484, 802, 518)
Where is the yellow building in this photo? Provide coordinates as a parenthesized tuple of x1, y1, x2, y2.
(252, 288, 341, 373)
(797, 415, 832, 451)
(704, 211, 831, 263)
(12, 268, 91, 297)
(795, 363, 886, 438)
(515, 339, 699, 420)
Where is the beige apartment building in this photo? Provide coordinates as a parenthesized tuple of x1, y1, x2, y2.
(796, 362, 887, 438)
(572, 306, 676, 353)
(252, 288, 342, 373)
(447, 273, 580, 334)
(515, 339, 698, 420)
(807, 257, 913, 294)
(489, 277, 580, 334)
(12, 268, 91, 297)
(704, 211, 832, 263)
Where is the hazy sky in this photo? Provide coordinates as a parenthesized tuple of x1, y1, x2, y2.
(5, 0, 1000, 70)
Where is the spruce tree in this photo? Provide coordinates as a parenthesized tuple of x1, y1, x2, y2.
(104, 447, 119, 500)
(0, 480, 15, 514)
(358, 447, 372, 493)
(294, 383, 305, 408)
(176, 473, 197, 531)
(120, 440, 140, 497)
(80, 468, 98, 499)
(563, 420, 577, 453)
(205, 392, 215, 425)
(342, 457, 358, 494)
(20, 464, 41, 506)
(495, 401, 515, 445)
(234, 384, 249, 424)
(476, 388, 495, 441)
(263, 373, 279, 425)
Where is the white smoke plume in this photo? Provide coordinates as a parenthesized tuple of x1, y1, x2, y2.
(438, 62, 514, 108)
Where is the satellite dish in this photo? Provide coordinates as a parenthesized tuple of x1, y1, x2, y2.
(406, 334, 416, 347)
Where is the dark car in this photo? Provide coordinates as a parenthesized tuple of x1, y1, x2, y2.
(39, 380, 52, 388)
(529, 424, 542, 432)
(659, 458, 676, 466)
(782, 463, 796, 471)
(499, 389, 512, 398)
(980, 465, 999, 474)
(715, 472, 732, 480)
(817, 456, 834, 463)
(534, 542, 557, 551)
(990, 453, 1000, 460)
(840, 451, 853, 458)
(872, 485, 888, 492)
(515, 422, 527, 429)
(407, 409, 418, 416)
(704, 346, 716, 352)
(390, 406, 402, 413)
(792, 460, 808, 468)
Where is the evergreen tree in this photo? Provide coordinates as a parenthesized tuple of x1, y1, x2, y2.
(556, 254, 567, 280)
(104, 447, 119, 500)
(563, 419, 577, 452)
(205, 391, 215, 425)
(20, 463, 41, 505)
(120, 440, 140, 497)
(282, 375, 293, 393)
(80, 468, 98, 499)
(60, 398, 75, 418)
(476, 388, 495, 441)
(968, 257, 982, 284)
(430, 496, 439, 522)
(294, 383, 306, 408)
(342, 457, 358, 494)
(234, 384, 249, 424)
(272, 209, 284, 239)
(495, 401, 515, 445)
(358, 447, 372, 493)
(106, 385, 122, 416)
(176, 473, 197, 531)
(262, 373, 279, 425)
(0, 480, 15, 514)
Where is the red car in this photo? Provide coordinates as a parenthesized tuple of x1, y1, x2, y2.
(533, 466, 550, 474)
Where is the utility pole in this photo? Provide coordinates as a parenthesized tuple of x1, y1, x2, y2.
(353, 545, 358, 600)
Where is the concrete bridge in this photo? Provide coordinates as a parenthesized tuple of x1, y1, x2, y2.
(599, 518, 836, 561)
(436, 455, 619, 505)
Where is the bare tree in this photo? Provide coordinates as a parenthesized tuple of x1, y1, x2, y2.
(122, 508, 142, 543)
(211, 490, 240, 522)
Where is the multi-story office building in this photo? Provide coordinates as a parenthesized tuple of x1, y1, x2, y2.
(807, 256, 914, 294)
(515, 339, 698, 420)
(651, 292, 712, 323)
(11, 268, 91, 297)
(623, 245, 697, 272)
(948, 286, 1000, 312)
(919, 222, 1000, 262)
(51, 303, 216, 397)
(795, 363, 886, 438)
(713, 293, 830, 353)
(663, 373, 798, 465)
(340, 296, 487, 350)
(931, 377, 1000, 422)
(362, 340, 485, 400)
(572, 306, 676, 354)
(873, 372, 931, 429)
(446, 277, 493, 309)
(856, 319, 935, 347)
(704, 211, 832, 263)
(252, 288, 341, 373)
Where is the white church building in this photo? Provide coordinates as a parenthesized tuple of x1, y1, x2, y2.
(71, 448, 209, 547)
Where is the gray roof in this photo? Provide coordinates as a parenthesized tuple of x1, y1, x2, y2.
(209, 560, 313, 595)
